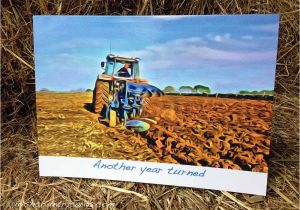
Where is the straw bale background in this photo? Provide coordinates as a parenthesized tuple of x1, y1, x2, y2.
(1, 0, 299, 209)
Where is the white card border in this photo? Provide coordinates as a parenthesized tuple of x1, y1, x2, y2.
(39, 156, 267, 195)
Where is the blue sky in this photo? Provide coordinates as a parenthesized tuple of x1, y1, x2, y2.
(33, 15, 279, 93)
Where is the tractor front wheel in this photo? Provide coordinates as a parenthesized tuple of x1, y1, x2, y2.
(93, 79, 110, 115)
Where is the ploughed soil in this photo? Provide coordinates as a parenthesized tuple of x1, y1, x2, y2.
(37, 92, 272, 172)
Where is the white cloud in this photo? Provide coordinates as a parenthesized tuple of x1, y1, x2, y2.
(206, 33, 259, 48)
(119, 37, 276, 71)
(207, 33, 231, 42)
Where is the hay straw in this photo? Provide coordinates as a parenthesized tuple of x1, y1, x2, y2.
(221, 192, 252, 210)
(92, 184, 149, 202)
(268, 182, 299, 208)
(1, 0, 299, 209)
(1, 44, 34, 70)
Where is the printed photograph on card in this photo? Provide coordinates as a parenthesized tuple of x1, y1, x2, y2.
(33, 15, 279, 195)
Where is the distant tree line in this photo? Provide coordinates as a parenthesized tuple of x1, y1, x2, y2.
(163, 85, 274, 95)
(38, 88, 94, 92)
(39, 88, 50, 92)
(163, 84, 211, 94)
(239, 90, 274, 95)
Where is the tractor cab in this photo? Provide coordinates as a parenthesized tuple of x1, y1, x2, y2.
(93, 53, 156, 118)
(100, 54, 141, 80)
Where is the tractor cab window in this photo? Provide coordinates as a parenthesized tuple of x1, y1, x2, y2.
(105, 61, 114, 75)
(133, 62, 140, 79)
(114, 61, 133, 78)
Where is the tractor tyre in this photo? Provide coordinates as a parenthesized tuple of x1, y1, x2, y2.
(93, 80, 110, 115)
(109, 109, 117, 127)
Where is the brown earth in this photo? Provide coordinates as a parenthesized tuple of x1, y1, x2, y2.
(37, 92, 272, 173)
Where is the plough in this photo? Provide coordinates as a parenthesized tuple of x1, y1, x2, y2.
(105, 81, 163, 129)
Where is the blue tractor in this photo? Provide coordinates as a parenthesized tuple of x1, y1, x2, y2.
(93, 54, 163, 128)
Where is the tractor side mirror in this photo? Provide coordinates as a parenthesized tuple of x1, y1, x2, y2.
(101, 61, 105, 68)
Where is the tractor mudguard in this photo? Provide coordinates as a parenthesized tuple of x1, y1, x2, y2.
(126, 82, 164, 97)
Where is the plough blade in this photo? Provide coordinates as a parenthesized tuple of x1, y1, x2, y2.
(126, 120, 150, 132)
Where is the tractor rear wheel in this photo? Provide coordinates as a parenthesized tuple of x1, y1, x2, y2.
(93, 79, 110, 115)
